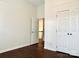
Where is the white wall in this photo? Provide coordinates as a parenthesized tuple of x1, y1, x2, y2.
(37, 4, 44, 18)
(0, 0, 37, 53)
(45, 0, 79, 51)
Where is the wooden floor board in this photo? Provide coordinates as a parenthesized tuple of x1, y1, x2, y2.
(0, 43, 78, 58)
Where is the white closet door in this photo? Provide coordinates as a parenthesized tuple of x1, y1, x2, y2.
(57, 8, 79, 56)
(56, 10, 71, 53)
(69, 8, 79, 56)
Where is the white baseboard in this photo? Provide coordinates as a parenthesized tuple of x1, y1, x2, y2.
(0, 41, 39, 54)
(0, 44, 30, 53)
(30, 41, 38, 45)
(44, 46, 56, 51)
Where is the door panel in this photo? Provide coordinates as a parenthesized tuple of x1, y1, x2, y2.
(57, 32, 65, 52)
(57, 32, 70, 53)
(69, 8, 79, 56)
(56, 10, 70, 53)
(69, 32, 78, 56)
(31, 17, 38, 45)
(57, 10, 70, 32)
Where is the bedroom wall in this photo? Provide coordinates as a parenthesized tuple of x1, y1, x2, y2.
(37, 3, 44, 18)
(0, 0, 37, 53)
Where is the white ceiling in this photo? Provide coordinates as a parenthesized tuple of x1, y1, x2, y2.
(27, 0, 44, 7)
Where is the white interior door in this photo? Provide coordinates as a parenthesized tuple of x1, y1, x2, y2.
(57, 8, 79, 56)
(31, 17, 38, 45)
(68, 8, 79, 56)
(56, 10, 71, 53)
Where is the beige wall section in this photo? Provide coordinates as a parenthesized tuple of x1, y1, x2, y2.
(0, 0, 37, 53)
(37, 4, 44, 18)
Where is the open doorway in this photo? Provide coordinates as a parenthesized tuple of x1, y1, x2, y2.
(38, 18, 44, 48)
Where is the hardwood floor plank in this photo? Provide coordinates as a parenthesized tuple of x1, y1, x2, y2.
(0, 43, 78, 58)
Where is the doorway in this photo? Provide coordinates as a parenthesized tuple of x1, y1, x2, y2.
(38, 18, 44, 48)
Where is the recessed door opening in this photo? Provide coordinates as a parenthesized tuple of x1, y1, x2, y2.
(38, 18, 44, 48)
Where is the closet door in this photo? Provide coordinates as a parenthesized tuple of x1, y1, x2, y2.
(57, 8, 79, 56)
(56, 10, 71, 53)
(69, 8, 79, 56)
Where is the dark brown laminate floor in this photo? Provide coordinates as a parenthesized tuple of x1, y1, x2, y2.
(0, 43, 78, 58)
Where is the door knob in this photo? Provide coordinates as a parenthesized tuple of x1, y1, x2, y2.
(67, 33, 69, 35)
(70, 33, 72, 35)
